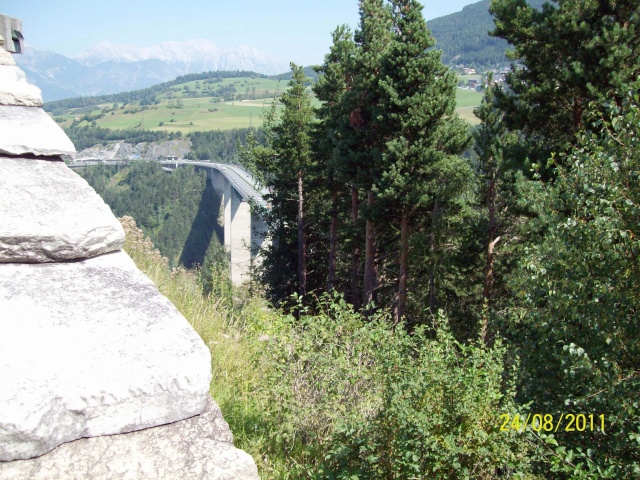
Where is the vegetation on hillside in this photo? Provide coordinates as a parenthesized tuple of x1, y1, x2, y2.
(66, 125, 182, 151)
(77, 162, 227, 289)
(121, 216, 533, 478)
(427, 0, 545, 67)
(67, 124, 263, 166)
(44, 71, 271, 114)
(237, 0, 639, 477)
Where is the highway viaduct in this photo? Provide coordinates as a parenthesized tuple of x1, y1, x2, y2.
(68, 159, 268, 285)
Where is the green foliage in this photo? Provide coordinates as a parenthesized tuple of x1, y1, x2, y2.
(426, 0, 544, 67)
(376, 0, 471, 213)
(509, 90, 640, 478)
(186, 128, 263, 162)
(249, 64, 316, 301)
(119, 214, 268, 472)
(67, 121, 262, 165)
(76, 3, 640, 479)
(44, 70, 270, 114)
(270, 66, 320, 84)
(249, 0, 477, 322)
(319, 313, 532, 479)
(249, 293, 531, 479)
(252, 294, 383, 469)
(66, 124, 180, 151)
(490, 0, 640, 167)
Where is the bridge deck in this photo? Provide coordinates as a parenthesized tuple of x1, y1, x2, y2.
(69, 159, 267, 209)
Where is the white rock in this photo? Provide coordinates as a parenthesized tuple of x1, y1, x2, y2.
(0, 398, 259, 480)
(0, 250, 213, 461)
(0, 65, 42, 106)
(0, 157, 124, 262)
(0, 48, 15, 66)
(0, 105, 75, 156)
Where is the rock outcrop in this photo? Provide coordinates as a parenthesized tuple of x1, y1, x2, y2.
(0, 157, 125, 262)
(0, 15, 258, 479)
(0, 251, 212, 461)
(74, 138, 192, 161)
(0, 399, 258, 480)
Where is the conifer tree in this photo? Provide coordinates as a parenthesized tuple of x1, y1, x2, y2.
(350, 0, 394, 310)
(490, 0, 640, 167)
(276, 63, 314, 297)
(375, 0, 470, 321)
(313, 25, 357, 293)
(250, 64, 314, 301)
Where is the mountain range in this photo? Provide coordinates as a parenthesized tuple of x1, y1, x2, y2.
(16, 40, 288, 102)
(16, 0, 543, 102)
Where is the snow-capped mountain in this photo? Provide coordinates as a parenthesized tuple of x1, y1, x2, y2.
(74, 40, 285, 73)
(15, 40, 288, 102)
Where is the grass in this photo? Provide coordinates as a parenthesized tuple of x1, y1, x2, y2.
(455, 88, 483, 125)
(52, 75, 484, 133)
(119, 214, 536, 479)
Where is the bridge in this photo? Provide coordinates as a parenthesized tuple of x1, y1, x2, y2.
(68, 159, 269, 285)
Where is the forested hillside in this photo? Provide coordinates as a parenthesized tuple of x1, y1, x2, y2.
(76, 162, 228, 290)
(68, 124, 260, 163)
(427, 0, 546, 66)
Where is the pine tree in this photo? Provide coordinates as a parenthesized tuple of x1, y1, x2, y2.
(313, 25, 357, 293)
(490, 0, 640, 168)
(350, 0, 394, 311)
(250, 64, 315, 302)
(276, 63, 314, 298)
(375, 0, 471, 321)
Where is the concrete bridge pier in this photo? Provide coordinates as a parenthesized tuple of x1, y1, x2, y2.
(229, 190, 252, 284)
(79, 161, 269, 286)
(204, 167, 267, 285)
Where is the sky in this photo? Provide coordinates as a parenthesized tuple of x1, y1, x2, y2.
(4, 1, 479, 66)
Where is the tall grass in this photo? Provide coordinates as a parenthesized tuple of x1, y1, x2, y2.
(119, 215, 288, 477)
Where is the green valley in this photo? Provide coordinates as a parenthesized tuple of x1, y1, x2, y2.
(47, 71, 483, 134)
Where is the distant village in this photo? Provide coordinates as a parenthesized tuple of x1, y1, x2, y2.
(455, 65, 511, 92)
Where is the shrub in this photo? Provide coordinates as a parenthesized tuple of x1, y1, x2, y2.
(317, 311, 532, 480)
(251, 293, 532, 478)
(250, 293, 384, 472)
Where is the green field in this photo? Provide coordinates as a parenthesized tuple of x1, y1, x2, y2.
(54, 76, 483, 133)
(455, 87, 483, 124)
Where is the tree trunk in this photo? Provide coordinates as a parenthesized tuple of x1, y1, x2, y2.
(327, 187, 338, 291)
(481, 173, 500, 345)
(428, 202, 439, 316)
(350, 186, 361, 309)
(395, 212, 409, 323)
(298, 170, 306, 297)
(363, 191, 377, 312)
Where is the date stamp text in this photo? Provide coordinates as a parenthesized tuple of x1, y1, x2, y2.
(500, 413, 606, 433)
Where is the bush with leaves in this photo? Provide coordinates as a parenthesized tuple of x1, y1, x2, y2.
(251, 292, 531, 478)
(251, 293, 384, 472)
(510, 89, 640, 478)
(318, 311, 532, 480)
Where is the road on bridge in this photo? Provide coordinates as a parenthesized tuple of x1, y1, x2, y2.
(69, 158, 268, 209)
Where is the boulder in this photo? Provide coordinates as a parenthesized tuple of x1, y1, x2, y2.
(0, 250, 213, 461)
(0, 157, 124, 263)
(0, 398, 259, 480)
(0, 105, 75, 156)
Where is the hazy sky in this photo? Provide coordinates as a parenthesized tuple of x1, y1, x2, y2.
(5, 1, 479, 65)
